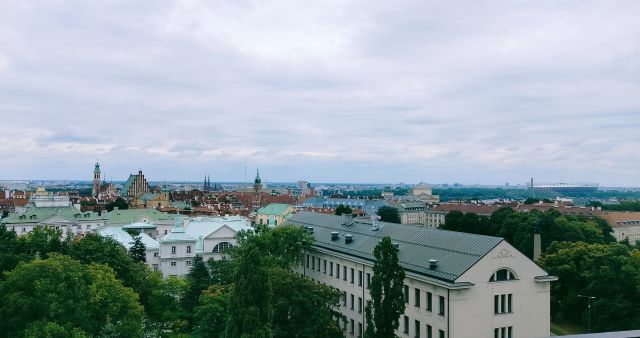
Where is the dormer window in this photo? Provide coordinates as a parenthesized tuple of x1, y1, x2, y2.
(489, 268, 518, 282)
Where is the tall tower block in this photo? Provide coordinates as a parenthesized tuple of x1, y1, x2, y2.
(92, 162, 101, 198)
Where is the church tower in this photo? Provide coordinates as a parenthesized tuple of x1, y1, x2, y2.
(252, 168, 262, 211)
(92, 161, 101, 198)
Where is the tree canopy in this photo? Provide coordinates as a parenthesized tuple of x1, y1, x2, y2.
(0, 254, 144, 337)
(365, 236, 406, 338)
(377, 206, 401, 224)
(335, 204, 353, 215)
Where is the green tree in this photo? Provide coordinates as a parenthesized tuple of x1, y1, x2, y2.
(208, 258, 235, 285)
(377, 206, 400, 224)
(191, 285, 231, 338)
(540, 242, 640, 331)
(105, 197, 128, 212)
(225, 245, 273, 338)
(365, 236, 406, 338)
(23, 321, 89, 338)
(1, 210, 8, 219)
(129, 234, 147, 263)
(183, 255, 211, 329)
(270, 267, 343, 338)
(0, 254, 144, 337)
(335, 205, 352, 215)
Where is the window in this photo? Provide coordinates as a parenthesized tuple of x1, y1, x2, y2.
(414, 320, 421, 338)
(350, 268, 354, 284)
(306, 255, 310, 268)
(427, 325, 432, 338)
(213, 242, 233, 253)
(153, 252, 158, 257)
(403, 315, 409, 334)
(439, 329, 445, 338)
(495, 294, 513, 314)
(358, 270, 363, 286)
(337, 264, 341, 279)
(343, 292, 347, 306)
(415, 288, 421, 307)
(170, 261, 176, 267)
(187, 245, 191, 253)
(317, 257, 321, 271)
(343, 318, 347, 331)
(404, 285, 409, 303)
(427, 292, 433, 311)
(439, 296, 445, 316)
(171, 246, 176, 254)
(330, 262, 334, 276)
(153, 264, 158, 271)
(489, 268, 518, 282)
(366, 273, 371, 289)
(350, 319, 354, 334)
(358, 322, 363, 338)
(495, 326, 513, 338)
(358, 297, 362, 313)
(350, 294, 354, 310)
(323, 259, 327, 273)
(164, 229, 167, 235)
(343, 266, 347, 281)
(186, 260, 192, 266)
(312, 256, 315, 270)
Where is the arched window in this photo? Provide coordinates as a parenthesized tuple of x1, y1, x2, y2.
(212, 242, 233, 253)
(489, 268, 518, 282)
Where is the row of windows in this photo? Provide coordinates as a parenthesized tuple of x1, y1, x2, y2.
(169, 260, 192, 268)
(341, 292, 363, 313)
(494, 294, 513, 314)
(338, 318, 363, 338)
(494, 326, 513, 338)
(306, 254, 366, 287)
(170, 245, 192, 254)
(404, 285, 445, 316)
(402, 316, 445, 338)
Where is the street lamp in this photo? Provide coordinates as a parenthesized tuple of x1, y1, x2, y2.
(577, 294, 596, 332)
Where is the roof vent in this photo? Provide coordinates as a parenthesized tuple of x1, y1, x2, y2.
(306, 226, 314, 233)
(392, 242, 399, 249)
(345, 234, 353, 244)
(429, 259, 438, 269)
(372, 226, 379, 231)
(331, 231, 339, 241)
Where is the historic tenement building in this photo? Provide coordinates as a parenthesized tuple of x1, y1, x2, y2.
(289, 212, 555, 338)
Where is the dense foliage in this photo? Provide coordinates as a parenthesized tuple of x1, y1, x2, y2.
(365, 236, 406, 338)
(377, 206, 400, 224)
(0, 223, 345, 338)
(335, 204, 353, 215)
(442, 207, 614, 258)
(105, 197, 129, 211)
(540, 242, 640, 331)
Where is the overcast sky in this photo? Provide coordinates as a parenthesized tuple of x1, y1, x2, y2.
(0, 1, 639, 186)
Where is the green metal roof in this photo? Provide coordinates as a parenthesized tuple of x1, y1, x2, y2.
(105, 208, 174, 225)
(120, 174, 137, 197)
(257, 203, 293, 217)
(288, 212, 503, 283)
(1, 204, 104, 224)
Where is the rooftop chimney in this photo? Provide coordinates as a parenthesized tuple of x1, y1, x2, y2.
(533, 226, 541, 261)
(331, 231, 339, 241)
(429, 259, 438, 269)
(345, 234, 353, 244)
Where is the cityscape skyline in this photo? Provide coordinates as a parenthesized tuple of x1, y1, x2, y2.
(1, 1, 639, 186)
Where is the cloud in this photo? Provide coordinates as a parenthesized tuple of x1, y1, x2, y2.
(0, 0, 639, 185)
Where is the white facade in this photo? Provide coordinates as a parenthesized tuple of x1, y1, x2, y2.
(292, 212, 554, 338)
(425, 210, 447, 228)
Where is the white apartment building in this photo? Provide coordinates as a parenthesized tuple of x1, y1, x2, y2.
(158, 217, 197, 278)
(289, 212, 555, 338)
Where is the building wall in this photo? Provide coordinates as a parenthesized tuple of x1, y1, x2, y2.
(425, 211, 446, 228)
(299, 241, 551, 338)
(159, 240, 196, 278)
(613, 225, 640, 242)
